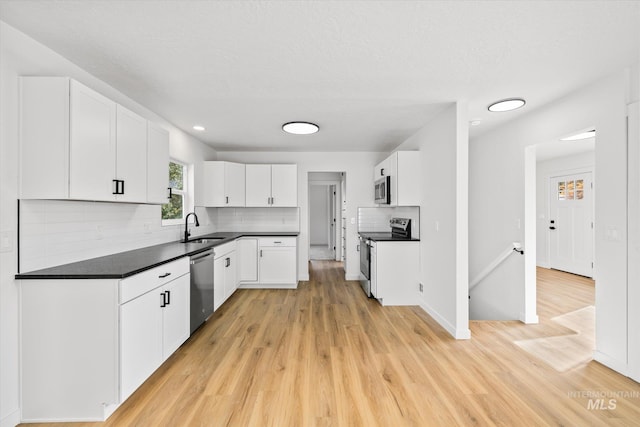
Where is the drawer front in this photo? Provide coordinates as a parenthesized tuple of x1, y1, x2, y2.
(214, 241, 236, 258)
(120, 257, 189, 304)
(259, 237, 296, 247)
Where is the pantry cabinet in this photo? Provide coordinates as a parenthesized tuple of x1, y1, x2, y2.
(19, 76, 165, 204)
(198, 161, 246, 207)
(245, 164, 297, 207)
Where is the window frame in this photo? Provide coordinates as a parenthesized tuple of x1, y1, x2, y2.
(161, 159, 193, 226)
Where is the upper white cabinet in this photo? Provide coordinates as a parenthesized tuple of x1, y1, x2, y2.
(20, 77, 167, 204)
(374, 151, 420, 206)
(198, 161, 246, 207)
(246, 164, 297, 207)
(146, 122, 170, 204)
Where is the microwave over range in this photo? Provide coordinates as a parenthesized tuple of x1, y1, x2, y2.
(374, 175, 391, 204)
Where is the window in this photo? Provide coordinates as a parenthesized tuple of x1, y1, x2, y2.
(162, 160, 188, 225)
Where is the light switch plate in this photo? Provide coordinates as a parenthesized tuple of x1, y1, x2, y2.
(0, 230, 13, 253)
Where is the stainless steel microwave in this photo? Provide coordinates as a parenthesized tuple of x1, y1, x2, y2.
(374, 175, 391, 204)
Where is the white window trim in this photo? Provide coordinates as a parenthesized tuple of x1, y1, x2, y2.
(162, 159, 194, 226)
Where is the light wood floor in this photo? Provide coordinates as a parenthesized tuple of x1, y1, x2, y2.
(25, 263, 640, 426)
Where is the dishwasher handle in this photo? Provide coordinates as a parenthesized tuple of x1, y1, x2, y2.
(190, 250, 214, 264)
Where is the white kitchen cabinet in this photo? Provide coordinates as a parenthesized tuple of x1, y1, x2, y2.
(146, 122, 170, 204)
(214, 241, 237, 310)
(258, 237, 297, 287)
(374, 151, 420, 206)
(20, 258, 190, 422)
(245, 164, 297, 207)
(198, 161, 246, 207)
(237, 237, 259, 283)
(370, 240, 419, 306)
(19, 76, 165, 204)
(115, 105, 148, 203)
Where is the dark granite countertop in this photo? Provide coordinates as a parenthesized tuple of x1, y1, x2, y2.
(358, 232, 420, 242)
(15, 231, 299, 280)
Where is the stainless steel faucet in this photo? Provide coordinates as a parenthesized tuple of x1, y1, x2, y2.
(184, 212, 200, 242)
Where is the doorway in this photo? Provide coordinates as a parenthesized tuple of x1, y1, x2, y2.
(308, 172, 344, 262)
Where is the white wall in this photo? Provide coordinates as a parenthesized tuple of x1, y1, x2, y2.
(469, 70, 632, 375)
(394, 102, 470, 339)
(0, 22, 215, 426)
(309, 186, 329, 245)
(217, 152, 382, 281)
(536, 150, 595, 268)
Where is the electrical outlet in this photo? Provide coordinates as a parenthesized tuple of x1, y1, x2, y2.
(419, 282, 423, 293)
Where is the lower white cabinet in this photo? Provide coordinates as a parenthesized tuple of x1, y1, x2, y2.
(258, 237, 297, 287)
(237, 238, 258, 282)
(370, 240, 419, 305)
(214, 241, 237, 310)
(120, 271, 190, 402)
(19, 258, 190, 422)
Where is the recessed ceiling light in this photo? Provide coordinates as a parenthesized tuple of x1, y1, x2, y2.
(282, 122, 319, 135)
(193, 125, 205, 131)
(487, 98, 526, 112)
(560, 129, 595, 141)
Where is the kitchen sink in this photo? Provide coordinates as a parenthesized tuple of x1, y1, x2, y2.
(188, 238, 224, 244)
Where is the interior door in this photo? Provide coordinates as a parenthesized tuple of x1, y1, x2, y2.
(549, 172, 593, 277)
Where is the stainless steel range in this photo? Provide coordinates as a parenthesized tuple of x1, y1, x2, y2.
(359, 217, 412, 297)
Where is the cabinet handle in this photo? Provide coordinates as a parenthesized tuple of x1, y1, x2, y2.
(274, 241, 282, 244)
(112, 179, 119, 195)
(166, 290, 171, 305)
(158, 272, 171, 278)
(381, 168, 385, 176)
(160, 292, 166, 308)
(260, 249, 263, 257)
(357, 244, 360, 252)
(225, 257, 230, 267)
(271, 197, 274, 205)
(168, 187, 172, 199)
(120, 180, 125, 195)
(226, 196, 229, 204)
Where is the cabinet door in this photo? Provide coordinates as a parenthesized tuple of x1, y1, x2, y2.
(271, 164, 298, 207)
(200, 162, 226, 206)
(259, 247, 296, 284)
(120, 289, 163, 402)
(147, 122, 170, 204)
(214, 255, 226, 311)
(161, 274, 190, 359)
(69, 80, 117, 201)
(224, 162, 246, 206)
(116, 105, 148, 203)
(237, 238, 258, 282)
(245, 164, 272, 207)
(223, 251, 237, 300)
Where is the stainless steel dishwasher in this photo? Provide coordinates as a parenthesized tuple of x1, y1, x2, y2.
(190, 249, 214, 334)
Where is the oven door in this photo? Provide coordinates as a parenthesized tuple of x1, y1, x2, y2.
(359, 236, 370, 279)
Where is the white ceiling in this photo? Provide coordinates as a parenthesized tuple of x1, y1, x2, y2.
(0, 1, 638, 152)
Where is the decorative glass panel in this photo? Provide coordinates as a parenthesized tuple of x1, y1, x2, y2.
(558, 181, 566, 200)
(576, 179, 584, 200)
(567, 180, 574, 200)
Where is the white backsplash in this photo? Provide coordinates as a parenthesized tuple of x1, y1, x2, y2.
(357, 206, 420, 238)
(19, 200, 215, 273)
(214, 207, 300, 232)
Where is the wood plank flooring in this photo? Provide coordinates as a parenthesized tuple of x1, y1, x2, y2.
(24, 263, 640, 426)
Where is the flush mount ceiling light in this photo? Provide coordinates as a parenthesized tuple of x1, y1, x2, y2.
(193, 125, 205, 131)
(282, 121, 319, 135)
(560, 129, 596, 141)
(487, 98, 526, 112)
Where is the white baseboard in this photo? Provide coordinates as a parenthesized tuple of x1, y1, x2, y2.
(593, 350, 629, 377)
(298, 274, 310, 281)
(345, 274, 360, 281)
(1, 409, 20, 427)
(519, 312, 539, 324)
(419, 301, 470, 340)
(537, 262, 550, 269)
(238, 282, 298, 289)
